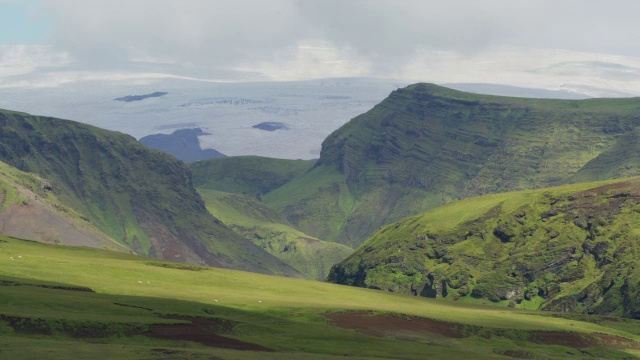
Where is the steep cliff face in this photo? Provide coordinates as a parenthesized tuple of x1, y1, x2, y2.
(0, 109, 300, 277)
(268, 84, 640, 247)
(329, 178, 640, 318)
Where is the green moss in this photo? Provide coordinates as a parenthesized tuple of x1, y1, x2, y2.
(198, 189, 352, 280)
(331, 177, 640, 317)
(190, 156, 314, 196)
(517, 296, 546, 310)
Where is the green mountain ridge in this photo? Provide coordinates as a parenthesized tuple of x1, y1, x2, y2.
(329, 177, 640, 318)
(258, 83, 640, 248)
(0, 109, 299, 277)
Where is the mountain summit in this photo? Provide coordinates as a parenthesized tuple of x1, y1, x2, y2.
(264, 84, 640, 247)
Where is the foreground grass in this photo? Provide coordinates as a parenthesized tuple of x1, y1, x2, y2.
(1, 237, 639, 359)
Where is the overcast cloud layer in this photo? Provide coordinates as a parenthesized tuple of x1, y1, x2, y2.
(27, 0, 640, 79)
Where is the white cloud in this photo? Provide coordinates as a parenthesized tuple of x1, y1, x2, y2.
(34, 1, 640, 77)
(5, 0, 640, 85)
(42, 0, 305, 68)
(233, 40, 373, 81)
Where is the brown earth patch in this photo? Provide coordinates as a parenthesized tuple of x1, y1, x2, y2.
(2, 314, 273, 351)
(324, 311, 465, 339)
(144, 316, 274, 352)
(573, 179, 640, 197)
(0, 192, 123, 251)
(0, 279, 93, 292)
(0, 315, 146, 337)
(530, 331, 640, 350)
(325, 311, 640, 350)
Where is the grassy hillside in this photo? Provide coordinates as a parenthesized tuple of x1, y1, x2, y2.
(198, 188, 353, 280)
(0, 109, 298, 276)
(191, 156, 314, 197)
(572, 128, 640, 182)
(329, 177, 640, 318)
(2, 236, 640, 359)
(0, 160, 125, 250)
(265, 84, 640, 247)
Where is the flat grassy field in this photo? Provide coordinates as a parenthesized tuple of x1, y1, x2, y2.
(1, 236, 639, 359)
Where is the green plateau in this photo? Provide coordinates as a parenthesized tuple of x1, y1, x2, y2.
(2, 236, 640, 359)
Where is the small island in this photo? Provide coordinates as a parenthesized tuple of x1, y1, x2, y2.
(252, 122, 288, 131)
(139, 128, 225, 163)
(114, 92, 168, 102)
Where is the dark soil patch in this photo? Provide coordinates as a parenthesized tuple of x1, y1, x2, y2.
(493, 349, 537, 359)
(113, 302, 154, 311)
(0, 315, 145, 337)
(324, 311, 465, 338)
(144, 262, 209, 271)
(2, 313, 273, 351)
(1, 316, 53, 336)
(530, 331, 640, 350)
(144, 316, 273, 352)
(575, 179, 640, 197)
(0, 279, 93, 292)
(325, 311, 640, 350)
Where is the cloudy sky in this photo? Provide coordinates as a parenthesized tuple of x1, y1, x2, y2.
(3, 0, 640, 85)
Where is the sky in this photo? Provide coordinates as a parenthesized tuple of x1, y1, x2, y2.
(2, 0, 640, 83)
(0, 1, 49, 44)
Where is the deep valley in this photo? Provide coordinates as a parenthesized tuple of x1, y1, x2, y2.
(3, 84, 640, 359)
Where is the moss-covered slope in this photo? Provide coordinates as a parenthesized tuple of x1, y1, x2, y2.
(329, 177, 640, 318)
(269, 84, 640, 247)
(198, 189, 353, 280)
(191, 156, 314, 197)
(0, 109, 299, 276)
(572, 128, 640, 182)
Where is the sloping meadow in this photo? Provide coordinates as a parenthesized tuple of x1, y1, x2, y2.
(1, 236, 640, 359)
